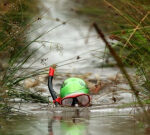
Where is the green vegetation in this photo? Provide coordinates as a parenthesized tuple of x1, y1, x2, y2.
(0, 0, 40, 59)
(76, 0, 150, 99)
(0, 0, 50, 113)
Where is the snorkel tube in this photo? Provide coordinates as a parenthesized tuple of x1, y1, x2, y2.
(48, 67, 59, 106)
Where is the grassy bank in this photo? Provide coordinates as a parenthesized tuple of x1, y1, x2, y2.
(75, 0, 150, 98)
(0, 0, 50, 113)
(0, 0, 40, 60)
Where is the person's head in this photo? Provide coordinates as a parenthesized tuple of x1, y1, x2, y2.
(59, 77, 90, 107)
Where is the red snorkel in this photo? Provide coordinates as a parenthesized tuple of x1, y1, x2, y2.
(48, 67, 60, 106)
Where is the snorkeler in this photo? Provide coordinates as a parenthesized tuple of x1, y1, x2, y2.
(48, 67, 91, 107)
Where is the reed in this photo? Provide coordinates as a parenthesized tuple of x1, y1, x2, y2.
(76, 0, 150, 99)
(0, 0, 49, 111)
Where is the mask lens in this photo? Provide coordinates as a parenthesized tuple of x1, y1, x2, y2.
(77, 95, 90, 106)
(61, 98, 73, 106)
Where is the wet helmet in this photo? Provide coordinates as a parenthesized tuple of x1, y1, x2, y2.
(60, 77, 89, 98)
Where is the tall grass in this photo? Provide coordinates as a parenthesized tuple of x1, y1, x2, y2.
(93, 23, 148, 115)
(76, 0, 150, 99)
(0, 0, 50, 112)
(0, 0, 71, 112)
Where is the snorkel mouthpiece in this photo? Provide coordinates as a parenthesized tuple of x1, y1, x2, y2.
(49, 67, 54, 76)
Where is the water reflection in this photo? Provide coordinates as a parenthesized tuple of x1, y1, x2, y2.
(0, 109, 146, 135)
(48, 109, 89, 135)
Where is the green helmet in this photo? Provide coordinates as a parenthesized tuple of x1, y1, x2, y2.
(60, 78, 89, 98)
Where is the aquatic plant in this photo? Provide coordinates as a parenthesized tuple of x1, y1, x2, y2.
(76, 0, 150, 99)
(0, 0, 50, 111)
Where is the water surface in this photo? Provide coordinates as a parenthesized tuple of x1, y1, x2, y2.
(0, 109, 144, 135)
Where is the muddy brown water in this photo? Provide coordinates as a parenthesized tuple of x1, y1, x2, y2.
(0, 106, 145, 135)
(0, 0, 146, 134)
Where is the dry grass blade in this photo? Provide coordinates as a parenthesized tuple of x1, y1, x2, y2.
(93, 23, 148, 116)
(104, 0, 135, 26)
(124, 11, 150, 48)
(104, 0, 150, 40)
